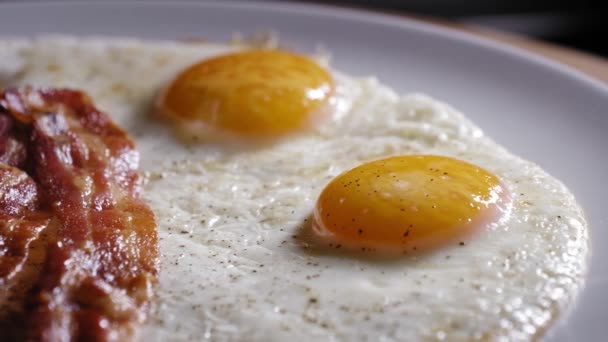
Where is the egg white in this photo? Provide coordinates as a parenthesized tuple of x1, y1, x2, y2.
(1, 36, 588, 342)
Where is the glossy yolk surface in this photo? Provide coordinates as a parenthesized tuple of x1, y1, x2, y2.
(313, 155, 509, 254)
(158, 50, 334, 139)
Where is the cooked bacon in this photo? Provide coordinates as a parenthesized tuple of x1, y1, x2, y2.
(0, 87, 159, 341)
(0, 111, 50, 326)
(0, 164, 49, 284)
(0, 113, 27, 168)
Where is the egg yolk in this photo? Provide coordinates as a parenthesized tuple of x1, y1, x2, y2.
(313, 155, 510, 255)
(158, 50, 334, 140)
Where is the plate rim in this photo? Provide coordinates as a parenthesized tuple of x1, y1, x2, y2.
(1, 0, 607, 98)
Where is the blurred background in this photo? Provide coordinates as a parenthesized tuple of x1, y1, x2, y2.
(2, 0, 606, 58)
(279, 0, 607, 58)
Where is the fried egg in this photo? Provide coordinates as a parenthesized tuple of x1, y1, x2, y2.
(0, 36, 588, 341)
(158, 49, 335, 141)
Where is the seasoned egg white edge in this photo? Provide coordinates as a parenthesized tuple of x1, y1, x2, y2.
(1, 36, 589, 342)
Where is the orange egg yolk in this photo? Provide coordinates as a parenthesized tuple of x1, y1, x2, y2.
(313, 155, 510, 255)
(158, 49, 334, 140)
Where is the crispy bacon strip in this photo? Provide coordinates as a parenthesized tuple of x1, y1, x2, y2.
(0, 164, 49, 285)
(0, 114, 27, 167)
(0, 112, 50, 324)
(0, 87, 159, 341)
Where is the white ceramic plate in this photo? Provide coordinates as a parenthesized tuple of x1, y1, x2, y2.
(1, 1, 606, 341)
